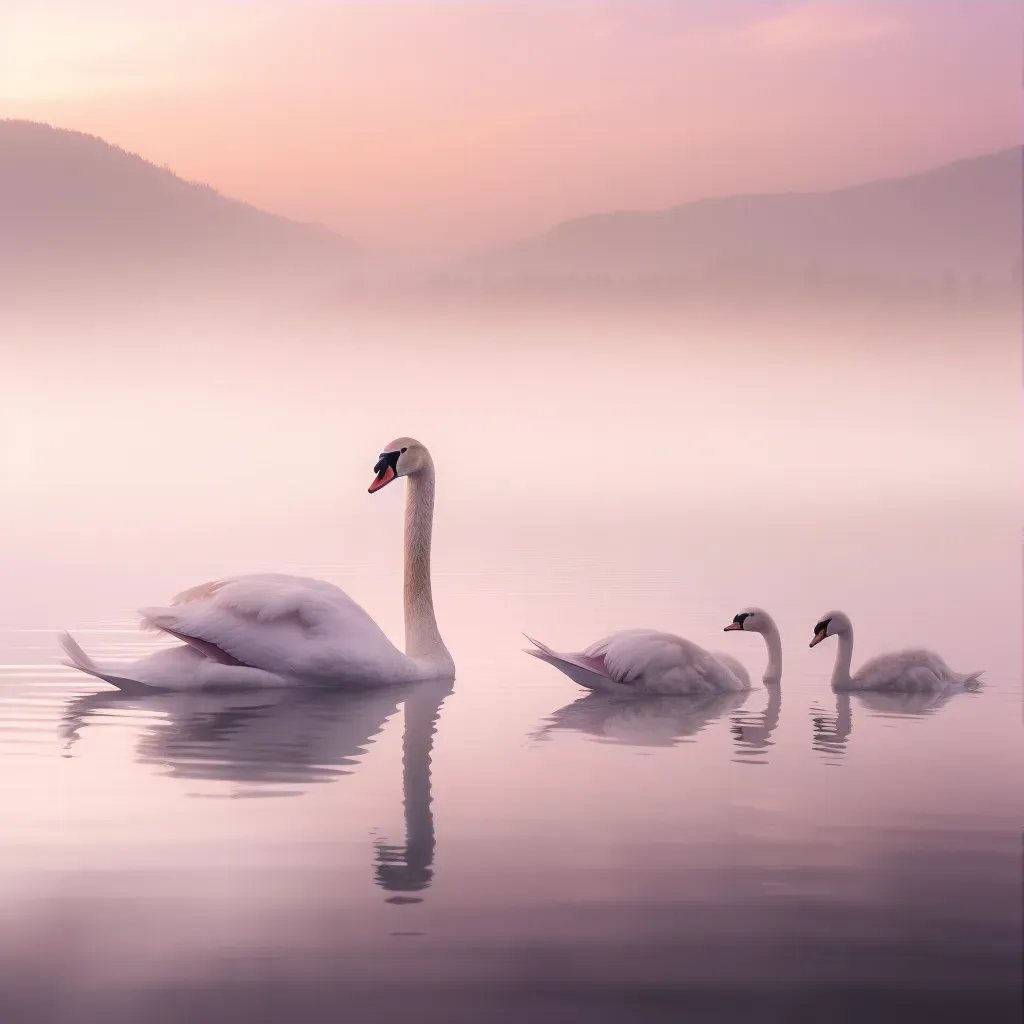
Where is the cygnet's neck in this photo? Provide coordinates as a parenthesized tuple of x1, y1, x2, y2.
(759, 619, 783, 687)
(830, 628, 856, 690)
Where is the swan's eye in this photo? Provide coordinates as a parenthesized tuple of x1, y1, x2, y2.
(401, 447, 407, 453)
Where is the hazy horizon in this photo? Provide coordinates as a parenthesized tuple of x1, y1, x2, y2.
(3, 0, 1020, 249)
(2, 120, 1019, 308)
(2, 116, 1018, 260)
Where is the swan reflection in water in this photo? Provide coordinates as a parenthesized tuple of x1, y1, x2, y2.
(532, 690, 751, 750)
(810, 681, 982, 762)
(60, 678, 453, 902)
(730, 684, 782, 764)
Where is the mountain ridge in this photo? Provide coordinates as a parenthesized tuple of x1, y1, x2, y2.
(471, 146, 1022, 292)
(0, 120, 359, 294)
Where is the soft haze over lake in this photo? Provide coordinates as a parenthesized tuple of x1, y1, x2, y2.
(0, 302, 1020, 1022)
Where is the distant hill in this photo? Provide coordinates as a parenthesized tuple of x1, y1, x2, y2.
(470, 148, 1022, 299)
(0, 120, 359, 297)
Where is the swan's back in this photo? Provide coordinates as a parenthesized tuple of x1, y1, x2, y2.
(854, 648, 961, 691)
(589, 630, 750, 695)
(144, 573, 418, 685)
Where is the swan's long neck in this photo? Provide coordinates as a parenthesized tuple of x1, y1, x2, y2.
(831, 629, 855, 690)
(761, 621, 783, 687)
(403, 464, 450, 664)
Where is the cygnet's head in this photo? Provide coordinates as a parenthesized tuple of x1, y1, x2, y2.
(723, 607, 772, 634)
(809, 610, 852, 648)
(368, 437, 431, 493)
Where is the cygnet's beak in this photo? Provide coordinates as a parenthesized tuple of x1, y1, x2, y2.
(723, 622, 743, 631)
(809, 629, 826, 648)
(368, 451, 400, 493)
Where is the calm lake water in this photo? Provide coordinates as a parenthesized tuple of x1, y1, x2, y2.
(1, 304, 1020, 1021)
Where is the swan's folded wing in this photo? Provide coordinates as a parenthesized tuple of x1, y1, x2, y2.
(591, 631, 745, 693)
(143, 577, 412, 684)
(711, 652, 751, 689)
(854, 649, 950, 691)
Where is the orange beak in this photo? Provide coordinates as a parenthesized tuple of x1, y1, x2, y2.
(368, 465, 396, 493)
(809, 630, 826, 648)
(723, 622, 742, 631)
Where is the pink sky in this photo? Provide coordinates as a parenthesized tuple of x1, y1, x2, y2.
(2, 0, 1020, 249)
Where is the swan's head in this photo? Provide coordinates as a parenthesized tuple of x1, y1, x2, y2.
(368, 437, 430, 494)
(809, 610, 850, 648)
(723, 607, 772, 634)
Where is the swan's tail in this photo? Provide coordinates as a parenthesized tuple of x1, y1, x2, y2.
(523, 634, 564, 660)
(58, 632, 154, 695)
(522, 634, 614, 692)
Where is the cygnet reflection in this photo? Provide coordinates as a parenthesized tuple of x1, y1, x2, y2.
(730, 684, 782, 764)
(810, 680, 982, 761)
(532, 690, 750, 748)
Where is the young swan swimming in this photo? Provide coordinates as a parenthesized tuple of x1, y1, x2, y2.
(723, 607, 782, 687)
(523, 627, 750, 696)
(808, 610, 982, 692)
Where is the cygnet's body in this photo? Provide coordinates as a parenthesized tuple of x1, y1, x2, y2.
(523, 627, 750, 696)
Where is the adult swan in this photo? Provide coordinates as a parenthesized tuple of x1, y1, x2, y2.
(59, 438, 455, 692)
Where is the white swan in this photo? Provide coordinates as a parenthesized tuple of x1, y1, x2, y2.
(723, 606, 782, 687)
(59, 438, 455, 692)
(523, 625, 750, 696)
(809, 610, 981, 692)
